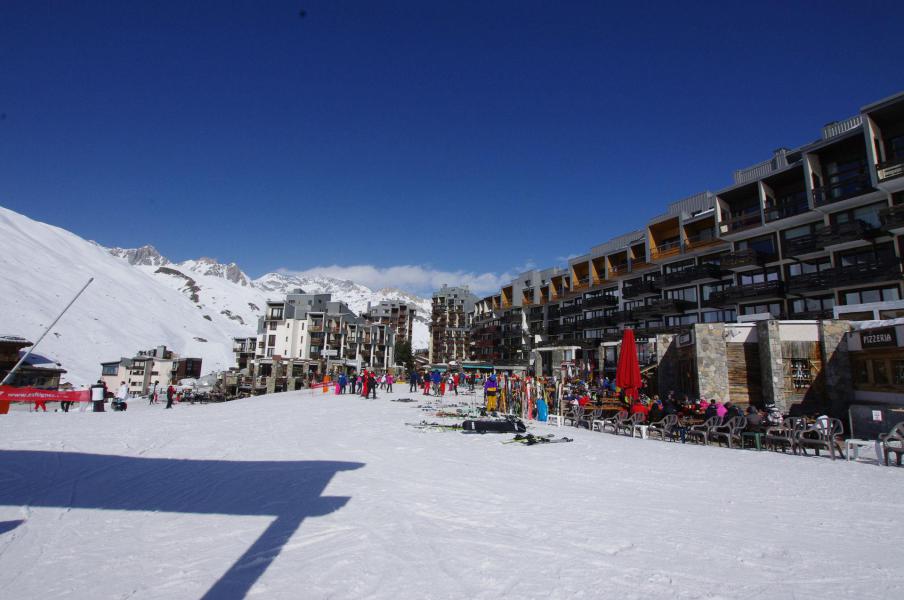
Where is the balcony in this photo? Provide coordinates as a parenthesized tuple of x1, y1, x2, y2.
(685, 229, 720, 250)
(835, 258, 901, 286)
(764, 192, 809, 222)
(561, 303, 583, 316)
(584, 294, 619, 308)
(784, 232, 824, 257)
(611, 310, 634, 323)
(879, 204, 904, 233)
(877, 156, 904, 183)
(632, 298, 695, 318)
(709, 281, 785, 304)
(785, 270, 836, 294)
(812, 172, 872, 207)
(722, 211, 762, 233)
(623, 278, 661, 299)
(608, 262, 630, 277)
(720, 249, 768, 270)
(650, 240, 682, 261)
(818, 220, 880, 247)
(581, 315, 615, 329)
(662, 263, 724, 286)
(633, 325, 687, 338)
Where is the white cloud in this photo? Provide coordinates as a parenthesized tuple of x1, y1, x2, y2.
(276, 264, 521, 297)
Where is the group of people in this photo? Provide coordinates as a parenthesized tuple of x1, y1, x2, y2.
(333, 370, 390, 399)
(408, 370, 479, 397)
(611, 391, 778, 432)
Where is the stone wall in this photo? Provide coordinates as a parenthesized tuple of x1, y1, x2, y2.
(655, 334, 679, 395)
(693, 323, 729, 401)
(819, 320, 853, 417)
(757, 319, 786, 413)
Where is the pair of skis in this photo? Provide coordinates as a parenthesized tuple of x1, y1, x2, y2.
(504, 433, 573, 445)
(405, 420, 463, 431)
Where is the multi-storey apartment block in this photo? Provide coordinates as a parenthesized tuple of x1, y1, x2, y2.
(362, 300, 416, 346)
(463, 90, 904, 380)
(101, 346, 202, 396)
(430, 285, 477, 364)
(234, 290, 396, 394)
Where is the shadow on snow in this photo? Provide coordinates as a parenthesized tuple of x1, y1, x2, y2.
(0, 450, 363, 599)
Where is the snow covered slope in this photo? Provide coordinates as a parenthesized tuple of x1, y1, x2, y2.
(0, 207, 252, 385)
(0, 205, 431, 385)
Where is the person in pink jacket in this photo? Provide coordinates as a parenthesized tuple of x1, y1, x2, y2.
(715, 400, 727, 418)
(385, 373, 394, 393)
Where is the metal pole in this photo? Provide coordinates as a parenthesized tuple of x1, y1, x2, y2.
(1, 277, 94, 387)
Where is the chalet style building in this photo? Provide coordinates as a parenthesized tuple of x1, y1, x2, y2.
(449, 89, 904, 410)
(100, 346, 202, 396)
(429, 285, 477, 364)
(0, 335, 66, 389)
(231, 290, 395, 395)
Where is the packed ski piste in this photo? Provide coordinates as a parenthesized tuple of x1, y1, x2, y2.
(1, 372, 903, 599)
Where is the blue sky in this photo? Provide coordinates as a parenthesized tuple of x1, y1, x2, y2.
(1, 1, 901, 295)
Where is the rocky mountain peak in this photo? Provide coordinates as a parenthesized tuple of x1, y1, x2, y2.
(108, 245, 170, 267)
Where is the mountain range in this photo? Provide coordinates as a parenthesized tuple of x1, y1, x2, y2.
(0, 205, 431, 386)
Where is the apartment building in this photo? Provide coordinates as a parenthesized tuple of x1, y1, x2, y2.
(1, 335, 66, 389)
(429, 285, 477, 364)
(363, 300, 416, 346)
(100, 346, 202, 396)
(235, 290, 396, 394)
(465, 90, 904, 383)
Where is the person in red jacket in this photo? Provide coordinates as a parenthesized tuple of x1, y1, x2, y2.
(630, 399, 650, 419)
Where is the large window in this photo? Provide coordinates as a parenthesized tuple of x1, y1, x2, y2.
(664, 286, 697, 302)
(740, 302, 783, 318)
(701, 280, 732, 301)
(665, 313, 698, 326)
(268, 335, 276, 347)
(102, 364, 119, 376)
(736, 234, 777, 258)
(838, 243, 896, 268)
(830, 202, 885, 229)
(701, 309, 736, 323)
(842, 286, 901, 305)
(790, 296, 835, 315)
(664, 259, 695, 275)
(739, 268, 780, 286)
(787, 258, 832, 278)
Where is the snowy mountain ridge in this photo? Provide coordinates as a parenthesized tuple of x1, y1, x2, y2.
(0, 205, 430, 386)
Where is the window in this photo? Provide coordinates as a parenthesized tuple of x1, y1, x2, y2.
(838, 243, 896, 268)
(269, 321, 277, 331)
(664, 259, 695, 275)
(701, 309, 736, 323)
(787, 258, 832, 278)
(842, 286, 900, 305)
(895, 361, 904, 385)
(739, 268, 780, 286)
(790, 296, 834, 315)
(853, 360, 869, 385)
(665, 313, 698, 326)
(268, 335, 276, 347)
(102, 364, 118, 376)
(874, 360, 890, 385)
(741, 302, 783, 318)
(665, 286, 697, 302)
(701, 280, 732, 301)
(623, 300, 642, 310)
(269, 307, 283, 320)
(736, 234, 776, 257)
(830, 202, 884, 228)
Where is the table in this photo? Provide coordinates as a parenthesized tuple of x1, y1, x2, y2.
(633, 424, 649, 439)
(845, 438, 878, 462)
(546, 415, 563, 427)
(742, 431, 764, 451)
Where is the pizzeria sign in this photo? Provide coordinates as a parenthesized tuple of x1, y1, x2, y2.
(860, 326, 899, 349)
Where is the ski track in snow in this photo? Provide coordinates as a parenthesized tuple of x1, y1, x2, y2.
(1, 390, 903, 599)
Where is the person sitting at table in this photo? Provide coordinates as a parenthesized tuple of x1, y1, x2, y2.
(648, 396, 665, 423)
(698, 396, 710, 414)
(630, 398, 649, 419)
(704, 400, 720, 421)
(745, 405, 766, 432)
(723, 401, 742, 421)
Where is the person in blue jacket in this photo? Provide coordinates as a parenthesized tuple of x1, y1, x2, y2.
(431, 370, 441, 395)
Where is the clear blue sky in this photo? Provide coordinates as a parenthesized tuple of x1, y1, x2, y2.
(1, 1, 901, 294)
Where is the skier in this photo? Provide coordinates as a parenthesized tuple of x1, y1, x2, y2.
(431, 370, 441, 396)
(452, 373, 459, 395)
(368, 372, 378, 399)
(484, 373, 498, 412)
(339, 373, 347, 394)
(165, 384, 175, 409)
(361, 370, 369, 398)
(386, 372, 394, 393)
(149, 381, 158, 405)
(409, 370, 419, 393)
(423, 373, 431, 396)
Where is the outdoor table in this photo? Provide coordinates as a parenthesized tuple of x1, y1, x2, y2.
(845, 438, 878, 462)
(742, 431, 765, 450)
(633, 424, 649, 439)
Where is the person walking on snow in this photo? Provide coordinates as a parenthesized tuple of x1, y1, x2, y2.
(484, 373, 499, 412)
(386, 373, 394, 393)
(409, 371, 419, 393)
(368, 372, 378, 399)
(165, 384, 175, 409)
(149, 381, 158, 405)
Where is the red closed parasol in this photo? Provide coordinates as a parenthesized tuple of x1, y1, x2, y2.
(615, 328, 642, 400)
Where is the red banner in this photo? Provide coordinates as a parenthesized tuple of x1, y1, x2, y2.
(0, 386, 91, 403)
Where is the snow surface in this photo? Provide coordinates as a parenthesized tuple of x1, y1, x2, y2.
(1, 389, 902, 599)
(0, 205, 430, 386)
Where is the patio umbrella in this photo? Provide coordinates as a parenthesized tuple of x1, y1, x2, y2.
(615, 328, 642, 401)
